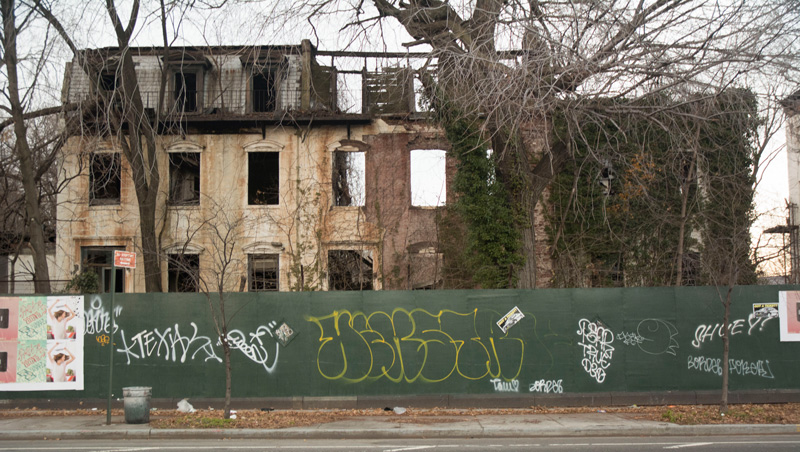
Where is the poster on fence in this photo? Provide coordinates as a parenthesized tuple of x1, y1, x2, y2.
(0, 296, 84, 391)
(778, 291, 800, 342)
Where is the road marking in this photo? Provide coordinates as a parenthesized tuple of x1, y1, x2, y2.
(383, 447, 435, 452)
(664, 443, 714, 449)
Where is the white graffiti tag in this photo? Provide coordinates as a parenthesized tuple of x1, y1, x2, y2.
(225, 323, 280, 373)
(490, 378, 520, 392)
(528, 379, 564, 393)
(619, 319, 679, 356)
(687, 355, 774, 379)
(692, 313, 774, 348)
(117, 322, 221, 365)
(577, 319, 615, 383)
(116, 321, 283, 373)
(84, 296, 122, 335)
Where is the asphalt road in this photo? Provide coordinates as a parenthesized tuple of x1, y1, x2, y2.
(2, 435, 800, 451)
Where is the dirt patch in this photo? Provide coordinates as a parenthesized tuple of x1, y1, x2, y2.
(2, 404, 800, 428)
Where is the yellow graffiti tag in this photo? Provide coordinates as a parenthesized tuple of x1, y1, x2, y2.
(305, 308, 525, 384)
(96, 334, 110, 346)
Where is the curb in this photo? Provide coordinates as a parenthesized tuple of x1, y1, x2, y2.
(1, 424, 798, 440)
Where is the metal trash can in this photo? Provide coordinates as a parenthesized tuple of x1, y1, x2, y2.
(123, 386, 151, 424)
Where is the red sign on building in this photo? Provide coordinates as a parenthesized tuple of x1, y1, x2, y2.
(113, 250, 136, 269)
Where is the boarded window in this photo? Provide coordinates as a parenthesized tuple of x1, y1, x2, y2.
(410, 149, 446, 207)
(175, 72, 198, 112)
(89, 153, 121, 205)
(80, 247, 124, 293)
(248, 152, 279, 205)
(249, 254, 278, 291)
(253, 70, 277, 112)
(168, 254, 199, 292)
(332, 151, 365, 207)
(169, 153, 200, 205)
(328, 250, 373, 291)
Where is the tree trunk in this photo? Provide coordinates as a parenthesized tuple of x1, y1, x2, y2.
(720, 285, 733, 414)
(223, 338, 232, 419)
(2, 0, 51, 294)
(675, 151, 696, 286)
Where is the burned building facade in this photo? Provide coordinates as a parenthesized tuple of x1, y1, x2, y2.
(55, 41, 453, 292)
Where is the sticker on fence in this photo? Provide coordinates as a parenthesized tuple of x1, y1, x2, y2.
(497, 306, 525, 333)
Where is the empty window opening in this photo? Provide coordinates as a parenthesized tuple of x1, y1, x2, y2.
(81, 247, 124, 293)
(248, 152, 279, 205)
(168, 253, 199, 292)
(90, 153, 121, 205)
(409, 247, 443, 290)
(336, 72, 363, 114)
(99, 72, 118, 92)
(253, 70, 277, 112)
(175, 72, 198, 112)
(410, 149, 446, 207)
(332, 151, 365, 207)
(249, 254, 278, 291)
(328, 250, 373, 290)
(169, 153, 200, 205)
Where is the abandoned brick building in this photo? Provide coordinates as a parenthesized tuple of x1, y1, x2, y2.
(55, 41, 456, 293)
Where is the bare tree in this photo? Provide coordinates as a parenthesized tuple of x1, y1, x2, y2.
(166, 196, 245, 419)
(288, 0, 800, 288)
(0, 0, 85, 293)
(32, 0, 218, 292)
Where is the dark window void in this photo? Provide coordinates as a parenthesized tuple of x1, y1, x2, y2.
(0, 351, 7, 372)
(253, 70, 276, 112)
(81, 247, 124, 293)
(0, 308, 9, 328)
(168, 254, 199, 292)
(175, 72, 198, 112)
(90, 153, 121, 205)
(332, 151, 365, 207)
(249, 254, 278, 291)
(99, 72, 118, 92)
(248, 152, 279, 205)
(169, 153, 200, 205)
(328, 250, 373, 291)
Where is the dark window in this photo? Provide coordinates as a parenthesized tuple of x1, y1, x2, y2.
(0, 351, 7, 372)
(99, 72, 118, 92)
(328, 250, 373, 291)
(80, 247, 124, 293)
(332, 151, 365, 207)
(248, 254, 278, 291)
(90, 153, 121, 205)
(168, 254, 199, 292)
(253, 70, 276, 112)
(248, 152, 279, 205)
(169, 153, 200, 205)
(175, 72, 198, 112)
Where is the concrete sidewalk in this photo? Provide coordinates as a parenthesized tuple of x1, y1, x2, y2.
(0, 412, 798, 440)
